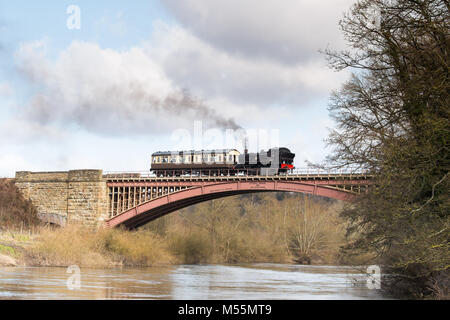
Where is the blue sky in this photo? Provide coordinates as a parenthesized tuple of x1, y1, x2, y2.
(0, 0, 355, 177)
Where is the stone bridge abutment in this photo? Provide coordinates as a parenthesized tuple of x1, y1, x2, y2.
(15, 170, 109, 228)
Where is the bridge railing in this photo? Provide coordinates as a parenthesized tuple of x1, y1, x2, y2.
(103, 167, 370, 180)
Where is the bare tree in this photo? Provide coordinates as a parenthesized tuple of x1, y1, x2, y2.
(324, 0, 449, 298)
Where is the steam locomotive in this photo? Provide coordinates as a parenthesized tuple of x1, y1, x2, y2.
(150, 147, 295, 176)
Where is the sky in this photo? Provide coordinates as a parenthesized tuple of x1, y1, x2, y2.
(0, 0, 356, 177)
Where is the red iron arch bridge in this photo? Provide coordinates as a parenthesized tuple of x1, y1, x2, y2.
(104, 169, 373, 229)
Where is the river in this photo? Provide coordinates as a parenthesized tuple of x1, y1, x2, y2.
(0, 264, 388, 300)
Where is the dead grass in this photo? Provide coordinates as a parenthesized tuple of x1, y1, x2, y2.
(26, 225, 174, 267)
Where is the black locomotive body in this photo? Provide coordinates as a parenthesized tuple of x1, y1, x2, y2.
(150, 147, 295, 176)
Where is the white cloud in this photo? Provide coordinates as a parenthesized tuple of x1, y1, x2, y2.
(13, 22, 348, 139)
(150, 22, 349, 107)
(0, 118, 67, 144)
(14, 40, 240, 135)
(163, 0, 356, 64)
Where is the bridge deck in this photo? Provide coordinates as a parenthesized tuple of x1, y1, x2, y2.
(104, 170, 374, 227)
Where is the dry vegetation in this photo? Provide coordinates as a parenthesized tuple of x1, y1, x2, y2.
(0, 179, 40, 232)
(144, 193, 351, 266)
(25, 225, 173, 267)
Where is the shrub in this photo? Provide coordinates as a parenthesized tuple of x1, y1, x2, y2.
(0, 179, 41, 231)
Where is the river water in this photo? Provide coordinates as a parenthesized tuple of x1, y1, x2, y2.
(0, 264, 387, 300)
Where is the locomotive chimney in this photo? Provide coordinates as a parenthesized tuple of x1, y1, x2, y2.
(244, 137, 248, 154)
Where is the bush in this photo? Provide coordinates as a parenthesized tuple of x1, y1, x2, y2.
(168, 232, 213, 264)
(0, 179, 41, 231)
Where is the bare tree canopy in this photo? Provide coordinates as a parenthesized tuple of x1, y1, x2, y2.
(325, 0, 449, 299)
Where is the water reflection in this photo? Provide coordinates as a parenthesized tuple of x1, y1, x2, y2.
(0, 264, 387, 300)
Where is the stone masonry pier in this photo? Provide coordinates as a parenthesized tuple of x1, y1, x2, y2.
(15, 170, 109, 228)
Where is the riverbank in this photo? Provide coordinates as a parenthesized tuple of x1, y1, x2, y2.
(0, 223, 372, 269)
(0, 225, 293, 268)
(0, 227, 172, 268)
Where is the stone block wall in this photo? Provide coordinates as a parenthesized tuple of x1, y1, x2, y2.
(15, 170, 109, 228)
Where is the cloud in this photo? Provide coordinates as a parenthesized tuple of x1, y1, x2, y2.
(0, 154, 38, 177)
(150, 23, 349, 108)
(14, 40, 241, 135)
(0, 118, 67, 144)
(10, 3, 353, 142)
(162, 0, 356, 64)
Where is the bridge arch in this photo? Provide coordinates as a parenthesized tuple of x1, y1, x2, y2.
(106, 180, 356, 229)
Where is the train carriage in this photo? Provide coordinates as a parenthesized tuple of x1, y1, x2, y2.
(151, 149, 240, 176)
(150, 147, 295, 176)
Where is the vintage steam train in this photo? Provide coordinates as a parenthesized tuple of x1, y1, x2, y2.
(150, 147, 295, 176)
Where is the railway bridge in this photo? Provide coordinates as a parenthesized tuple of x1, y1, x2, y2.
(15, 169, 373, 229)
(105, 169, 372, 229)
